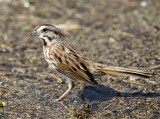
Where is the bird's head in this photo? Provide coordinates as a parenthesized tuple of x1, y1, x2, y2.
(31, 24, 64, 46)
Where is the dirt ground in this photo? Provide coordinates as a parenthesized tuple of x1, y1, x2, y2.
(0, 0, 160, 118)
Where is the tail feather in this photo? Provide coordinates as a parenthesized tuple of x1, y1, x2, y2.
(92, 63, 151, 78)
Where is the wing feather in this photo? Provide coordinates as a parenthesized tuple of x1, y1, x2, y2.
(49, 42, 98, 85)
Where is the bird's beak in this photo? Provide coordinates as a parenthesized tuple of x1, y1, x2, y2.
(30, 30, 39, 36)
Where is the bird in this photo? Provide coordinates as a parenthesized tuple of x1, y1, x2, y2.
(31, 24, 151, 101)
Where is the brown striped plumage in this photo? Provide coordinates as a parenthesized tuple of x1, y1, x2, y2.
(31, 24, 151, 101)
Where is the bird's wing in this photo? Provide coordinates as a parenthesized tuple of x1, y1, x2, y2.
(49, 43, 98, 85)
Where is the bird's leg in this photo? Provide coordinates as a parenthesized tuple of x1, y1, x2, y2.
(56, 80, 74, 101)
(81, 84, 88, 104)
(81, 84, 87, 96)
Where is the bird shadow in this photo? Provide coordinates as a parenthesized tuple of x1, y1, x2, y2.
(72, 85, 160, 114)
(77, 85, 160, 102)
(62, 84, 160, 117)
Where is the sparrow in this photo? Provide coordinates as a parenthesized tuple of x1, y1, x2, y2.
(31, 24, 151, 101)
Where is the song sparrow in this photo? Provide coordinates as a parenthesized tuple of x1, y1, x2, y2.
(31, 24, 151, 101)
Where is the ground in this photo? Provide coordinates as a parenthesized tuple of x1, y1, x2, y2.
(0, 0, 160, 119)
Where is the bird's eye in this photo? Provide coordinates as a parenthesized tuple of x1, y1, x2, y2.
(42, 28, 48, 32)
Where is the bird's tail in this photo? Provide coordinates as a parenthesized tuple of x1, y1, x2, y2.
(90, 62, 151, 78)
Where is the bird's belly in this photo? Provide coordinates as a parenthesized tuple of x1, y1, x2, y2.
(43, 47, 57, 71)
(46, 58, 57, 70)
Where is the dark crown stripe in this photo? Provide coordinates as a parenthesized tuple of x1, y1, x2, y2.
(34, 24, 54, 30)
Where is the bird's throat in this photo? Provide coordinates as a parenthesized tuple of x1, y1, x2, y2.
(41, 38, 47, 46)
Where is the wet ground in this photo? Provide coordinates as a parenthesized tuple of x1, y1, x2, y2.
(0, 0, 160, 118)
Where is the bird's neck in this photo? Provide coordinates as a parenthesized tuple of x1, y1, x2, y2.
(39, 36, 56, 46)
